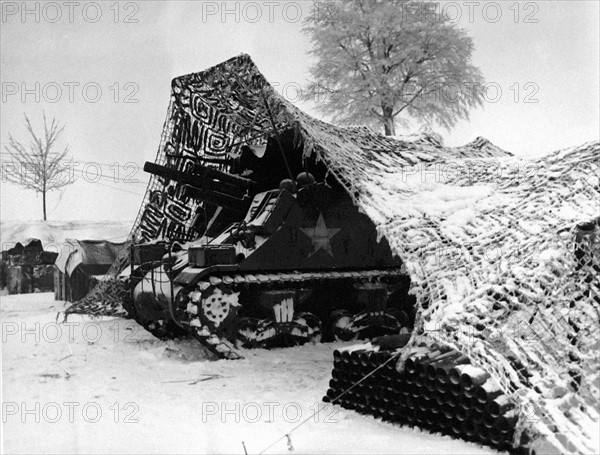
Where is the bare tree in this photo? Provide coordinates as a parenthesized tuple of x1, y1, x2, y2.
(4, 113, 73, 220)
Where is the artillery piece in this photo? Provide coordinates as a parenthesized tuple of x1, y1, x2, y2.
(127, 130, 416, 358)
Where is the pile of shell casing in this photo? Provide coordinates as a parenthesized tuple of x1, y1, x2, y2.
(324, 345, 520, 453)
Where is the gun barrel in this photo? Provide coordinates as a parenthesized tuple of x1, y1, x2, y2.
(144, 161, 258, 190)
(144, 162, 255, 213)
(183, 184, 251, 214)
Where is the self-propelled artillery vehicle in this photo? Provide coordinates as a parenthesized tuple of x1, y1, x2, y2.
(126, 129, 416, 359)
(70, 53, 598, 453)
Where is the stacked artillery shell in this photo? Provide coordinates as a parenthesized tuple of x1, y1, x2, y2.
(324, 344, 520, 452)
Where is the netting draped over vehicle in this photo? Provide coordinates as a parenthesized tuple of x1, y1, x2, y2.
(70, 54, 510, 315)
(68, 54, 599, 453)
(347, 144, 599, 453)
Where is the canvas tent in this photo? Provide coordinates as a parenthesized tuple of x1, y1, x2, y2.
(54, 240, 126, 302)
(1, 239, 57, 294)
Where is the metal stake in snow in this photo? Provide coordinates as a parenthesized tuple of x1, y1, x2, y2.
(258, 349, 401, 454)
(285, 434, 294, 452)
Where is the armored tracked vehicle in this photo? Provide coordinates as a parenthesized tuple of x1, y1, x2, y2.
(127, 129, 416, 358)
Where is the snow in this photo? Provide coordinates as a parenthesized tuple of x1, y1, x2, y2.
(443, 208, 477, 228)
(537, 248, 563, 266)
(0, 220, 131, 249)
(1, 293, 503, 454)
(459, 365, 487, 379)
(365, 170, 493, 221)
(416, 185, 492, 218)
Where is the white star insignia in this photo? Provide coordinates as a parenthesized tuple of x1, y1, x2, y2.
(300, 213, 341, 257)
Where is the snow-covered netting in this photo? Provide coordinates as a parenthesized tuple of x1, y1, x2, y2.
(68, 54, 599, 453)
(348, 143, 599, 453)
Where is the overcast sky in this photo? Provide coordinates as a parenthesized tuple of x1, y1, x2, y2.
(1, 0, 598, 222)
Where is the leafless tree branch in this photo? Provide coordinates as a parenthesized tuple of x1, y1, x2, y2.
(3, 112, 74, 220)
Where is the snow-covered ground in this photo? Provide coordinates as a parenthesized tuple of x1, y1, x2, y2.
(1, 220, 501, 454)
(0, 220, 131, 248)
(1, 292, 502, 454)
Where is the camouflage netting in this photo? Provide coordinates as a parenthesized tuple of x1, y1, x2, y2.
(356, 144, 600, 453)
(67, 54, 599, 453)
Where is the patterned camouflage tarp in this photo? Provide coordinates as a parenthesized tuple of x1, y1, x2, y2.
(68, 54, 599, 453)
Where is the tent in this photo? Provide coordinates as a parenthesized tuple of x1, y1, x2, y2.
(1, 239, 58, 294)
(54, 240, 126, 302)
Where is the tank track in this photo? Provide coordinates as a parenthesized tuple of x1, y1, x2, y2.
(175, 268, 407, 359)
(193, 268, 404, 291)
